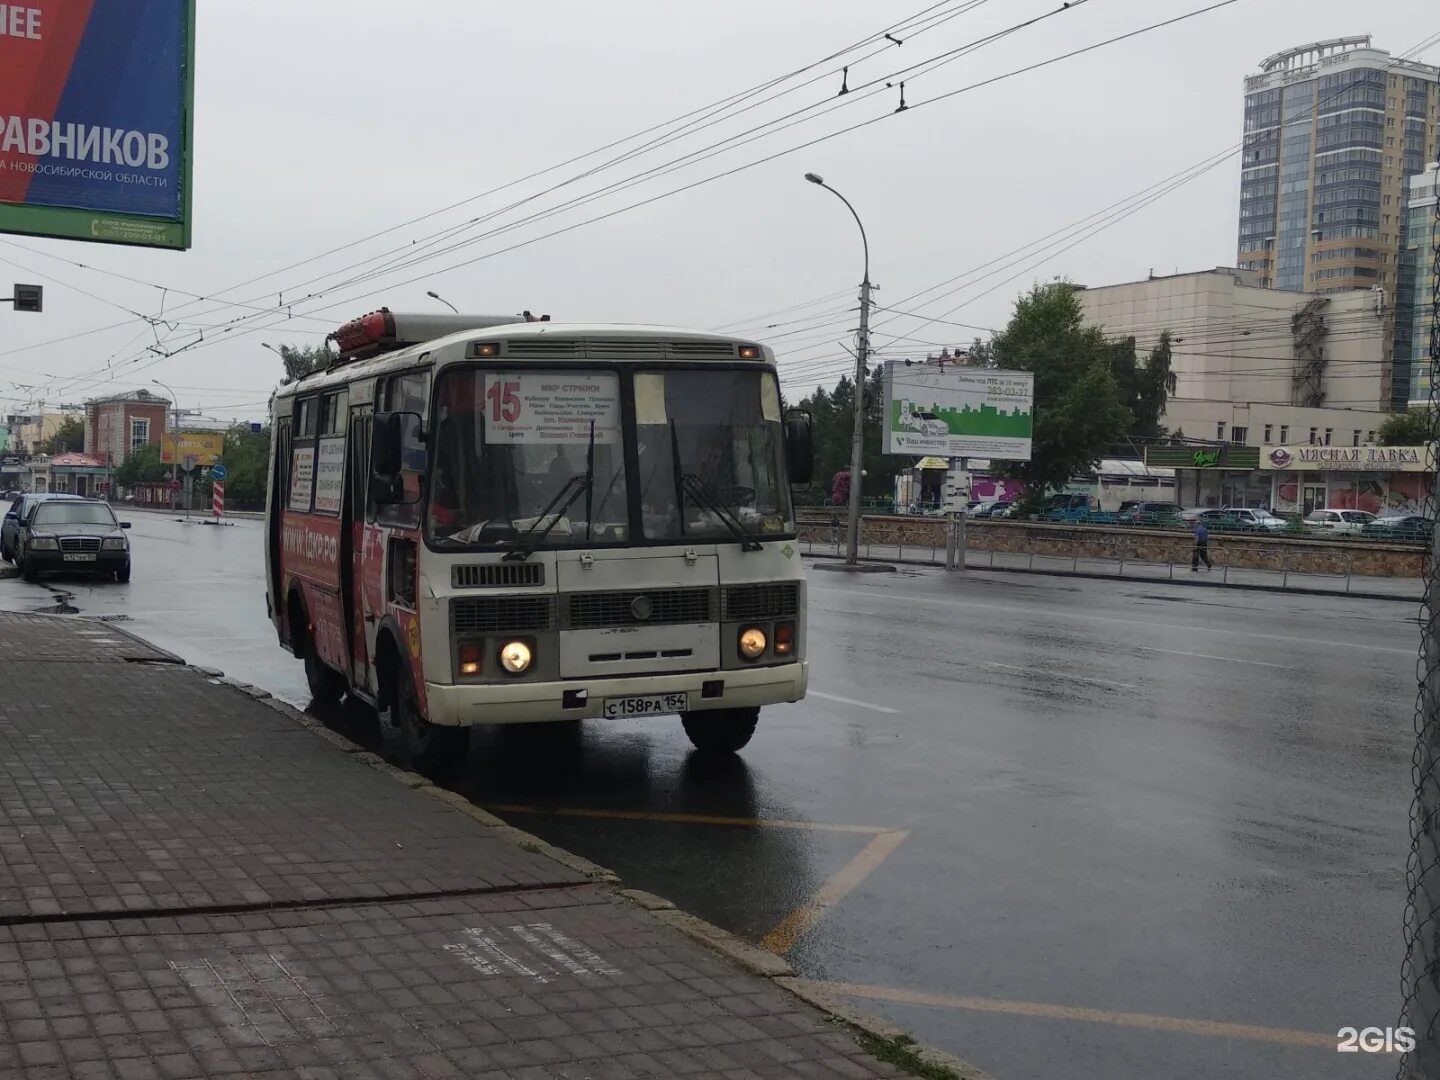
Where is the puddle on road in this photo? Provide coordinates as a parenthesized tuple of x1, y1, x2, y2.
(32, 584, 79, 615)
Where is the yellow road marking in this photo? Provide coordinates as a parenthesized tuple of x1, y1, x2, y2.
(486, 804, 888, 834)
(761, 830, 910, 955)
(810, 979, 1336, 1049)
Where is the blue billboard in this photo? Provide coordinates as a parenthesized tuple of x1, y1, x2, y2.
(0, 0, 194, 249)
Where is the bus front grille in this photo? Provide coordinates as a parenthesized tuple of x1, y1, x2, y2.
(562, 588, 712, 630)
(721, 582, 800, 621)
(451, 595, 555, 635)
(452, 563, 544, 589)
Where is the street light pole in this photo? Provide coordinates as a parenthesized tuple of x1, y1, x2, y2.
(151, 379, 180, 513)
(805, 172, 872, 567)
(427, 290, 459, 314)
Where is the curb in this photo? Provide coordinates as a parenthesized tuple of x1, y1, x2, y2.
(802, 550, 1420, 604)
(115, 503, 265, 521)
(179, 665, 973, 1079)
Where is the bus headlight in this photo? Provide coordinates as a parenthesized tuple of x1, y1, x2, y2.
(499, 639, 533, 675)
(738, 627, 767, 661)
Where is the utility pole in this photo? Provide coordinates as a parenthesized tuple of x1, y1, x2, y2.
(151, 379, 180, 512)
(805, 172, 872, 567)
(849, 276, 872, 565)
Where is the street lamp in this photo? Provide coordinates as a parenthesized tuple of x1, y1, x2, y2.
(427, 290, 459, 314)
(151, 378, 181, 513)
(804, 172, 872, 567)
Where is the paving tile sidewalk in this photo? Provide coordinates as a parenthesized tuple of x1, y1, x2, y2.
(0, 613, 915, 1080)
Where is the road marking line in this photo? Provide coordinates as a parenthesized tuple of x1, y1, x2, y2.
(809, 979, 1336, 1049)
(808, 690, 900, 714)
(985, 662, 1137, 690)
(1138, 646, 1288, 669)
(761, 830, 910, 955)
(486, 804, 888, 834)
(809, 585, 1414, 655)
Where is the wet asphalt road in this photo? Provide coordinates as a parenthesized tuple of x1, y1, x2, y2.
(0, 505, 1416, 1080)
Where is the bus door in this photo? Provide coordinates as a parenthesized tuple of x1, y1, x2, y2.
(267, 416, 292, 627)
(348, 403, 377, 694)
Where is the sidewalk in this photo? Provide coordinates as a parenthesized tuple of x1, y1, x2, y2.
(0, 612, 946, 1080)
(803, 539, 1422, 602)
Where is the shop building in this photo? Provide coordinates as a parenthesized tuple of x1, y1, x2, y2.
(1145, 443, 1430, 515)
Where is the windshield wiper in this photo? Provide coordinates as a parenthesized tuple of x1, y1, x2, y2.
(666, 421, 762, 552)
(502, 421, 596, 562)
(680, 473, 764, 552)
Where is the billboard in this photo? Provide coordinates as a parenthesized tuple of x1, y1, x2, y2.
(882, 362, 1034, 461)
(161, 431, 222, 465)
(0, 0, 195, 249)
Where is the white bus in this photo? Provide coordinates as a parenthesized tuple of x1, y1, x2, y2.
(265, 309, 812, 770)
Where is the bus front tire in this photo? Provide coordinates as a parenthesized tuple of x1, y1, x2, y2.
(680, 707, 759, 754)
(384, 663, 469, 773)
(303, 634, 346, 706)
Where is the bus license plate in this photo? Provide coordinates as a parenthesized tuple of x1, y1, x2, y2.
(62, 552, 96, 562)
(603, 692, 688, 719)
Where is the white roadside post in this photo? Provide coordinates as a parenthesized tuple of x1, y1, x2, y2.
(944, 460, 970, 572)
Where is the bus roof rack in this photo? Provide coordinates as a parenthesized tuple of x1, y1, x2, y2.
(327, 308, 551, 363)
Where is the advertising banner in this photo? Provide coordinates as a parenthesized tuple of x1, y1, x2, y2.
(160, 430, 222, 465)
(313, 436, 345, 514)
(482, 372, 621, 446)
(0, 0, 195, 249)
(882, 363, 1033, 460)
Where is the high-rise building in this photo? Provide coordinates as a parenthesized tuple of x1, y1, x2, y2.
(1236, 36, 1440, 406)
(1402, 161, 1439, 406)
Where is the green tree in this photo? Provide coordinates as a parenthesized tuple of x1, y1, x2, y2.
(1108, 331, 1175, 441)
(988, 282, 1132, 507)
(214, 423, 271, 509)
(275, 343, 332, 385)
(40, 415, 85, 455)
(1378, 410, 1431, 446)
(114, 443, 167, 487)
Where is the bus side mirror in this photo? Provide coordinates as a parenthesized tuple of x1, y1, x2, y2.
(784, 413, 813, 486)
(370, 411, 422, 506)
(372, 412, 404, 476)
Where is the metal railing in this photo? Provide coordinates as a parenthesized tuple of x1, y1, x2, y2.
(799, 529, 1421, 599)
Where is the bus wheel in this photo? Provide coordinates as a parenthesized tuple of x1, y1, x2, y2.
(303, 633, 346, 706)
(385, 663, 469, 774)
(680, 707, 759, 754)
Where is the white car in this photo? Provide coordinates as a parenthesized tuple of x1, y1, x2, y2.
(1222, 507, 1288, 531)
(1305, 508, 1375, 536)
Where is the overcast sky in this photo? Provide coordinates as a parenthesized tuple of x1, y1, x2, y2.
(0, 0, 1432, 424)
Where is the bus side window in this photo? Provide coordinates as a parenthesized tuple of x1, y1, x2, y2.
(351, 412, 372, 522)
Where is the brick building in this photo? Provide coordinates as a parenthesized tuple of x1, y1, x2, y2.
(84, 390, 169, 468)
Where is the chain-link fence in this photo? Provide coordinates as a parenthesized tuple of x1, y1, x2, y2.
(1398, 166, 1440, 1078)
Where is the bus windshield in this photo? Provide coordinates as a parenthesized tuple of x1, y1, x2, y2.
(426, 366, 793, 549)
(634, 368, 793, 542)
(428, 370, 629, 547)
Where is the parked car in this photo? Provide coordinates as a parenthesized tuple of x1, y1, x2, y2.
(1, 492, 85, 562)
(1362, 514, 1433, 542)
(1117, 501, 1184, 525)
(14, 499, 132, 583)
(1221, 507, 1289, 531)
(971, 499, 1012, 519)
(1044, 493, 1096, 522)
(1305, 508, 1376, 536)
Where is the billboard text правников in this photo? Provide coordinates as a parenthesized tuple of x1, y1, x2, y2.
(0, 0, 195, 250)
(882, 362, 1034, 461)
